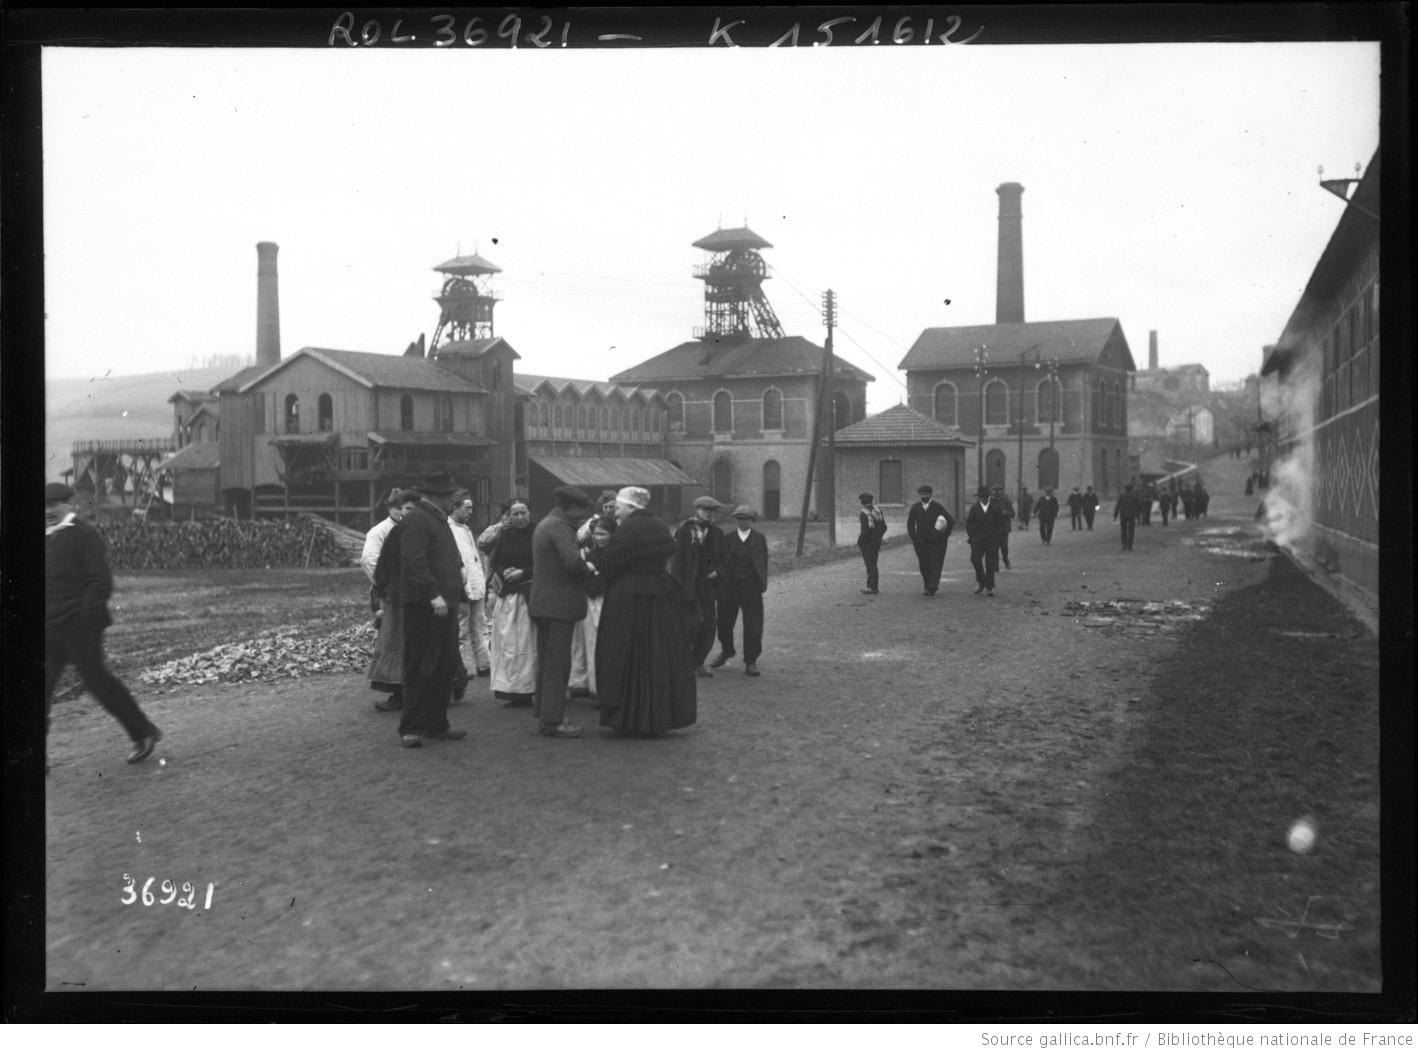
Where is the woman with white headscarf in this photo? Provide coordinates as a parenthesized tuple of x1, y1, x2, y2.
(488, 499, 538, 706)
(588, 487, 696, 734)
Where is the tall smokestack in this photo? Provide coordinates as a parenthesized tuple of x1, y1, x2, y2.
(256, 241, 281, 367)
(1149, 330, 1159, 371)
(995, 182, 1025, 324)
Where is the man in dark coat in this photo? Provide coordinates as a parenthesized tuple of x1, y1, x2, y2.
(45, 483, 162, 765)
(1082, 485, 1100, 530)
(905, 484, 954, 597)
(855, 492, 888, 594)
(1017, 487, 1034, 530)
(529, 485, 593, 739)
(991, 485, 1016, 569)
(1113, 483, 1143, 551)
(712, 504, 770, 676)
(1036, 486, 1060, 545)
(1067, 486, 1084, 530)
(398, 475, 468, 747)
(672, 495, 724, 676)
(965, 485, 1005, 596)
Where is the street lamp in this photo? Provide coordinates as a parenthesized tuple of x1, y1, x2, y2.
(1043, 357, 1060, 488)
(973, 345, 989, 488)
(1016, 345, 1042, 500)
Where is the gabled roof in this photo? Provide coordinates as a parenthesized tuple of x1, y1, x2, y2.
(831, 404, 974, 447)
(530, 455, 698, 488)
(157, 442, 220, 471)
(212, 363, 270, 394)
(236, 347, 486, 395)
(188, 402, 220, 422)
(692, 226, 773, 252)
(432, 336, 520, 361)
(899, 318, 1129, 371)
(611, 336, 874, 385)
(515, 373, 659, 403)
(168, 389, 217, 404)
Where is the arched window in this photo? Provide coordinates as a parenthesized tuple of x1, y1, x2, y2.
(1112, 382, 1123, 427)
(600, 406, 610, 432)
(540, 403, 551, 428)
(762, 389, 783, 431)
(711, 458, 733, 504)
(833, 391, 852, 433)
(713, 391, 733, 433)
(554, 404, 564, 430)
(318, 393, 334, 432)
(196, 422, 207, 443)
(1096, 378, 1107, 429)
(577, 405, 587, 431)
(762, 460, 782, 520)
(631, 409, 641, 434)
(285, 394, 300, 434)
(666, 393, 684, 431)
(611, 407, 621, 433)
(1037, 378, 1061, 424)
(933, 382, 957, 427)
(439, 396, 454, 433)
(985, 380, 1008, 426)
(400, 394, 415, 432)
(985, 448, 1007, 491)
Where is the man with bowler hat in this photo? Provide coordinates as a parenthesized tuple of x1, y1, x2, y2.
(45, 482, 163, 765)
(1067, 486, 1084, 530)
(905, 484, 954, 597)
(672, 495, 724, 676)
(397, 474, 468, 747)
(965, 485, 1005, 596)
(711, 504, 769, 676)
(530, 486, 594, 739)
(1082, 485, 1100, 530)
(856, 492, 888, 594)
(1036, 486, 1060, 545)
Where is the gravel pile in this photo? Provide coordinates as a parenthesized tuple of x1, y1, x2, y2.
(138, 621, 376, 689)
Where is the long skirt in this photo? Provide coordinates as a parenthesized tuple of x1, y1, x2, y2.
(490, 591, 537, 697)
(366, 597, 405, 690)
(569, 595, 603, 695)
(596, 572, 696, 735)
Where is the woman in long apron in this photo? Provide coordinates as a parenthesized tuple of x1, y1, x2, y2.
(489, 500, 538, 707)
(365, 492, 417, 711)
(569, 515, 616, 699)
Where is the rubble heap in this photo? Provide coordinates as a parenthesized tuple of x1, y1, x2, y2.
(138, 621, 376, 689)
(1062, 598, 1213, 637)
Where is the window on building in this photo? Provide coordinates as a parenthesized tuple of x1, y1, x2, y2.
(631, 409, 641, 434)
(439, 396, 454, 433)
(713, 391, 733, 433)
(933, 382, 957, 427)
(339, 449, 370, 472)
(833, 391, 851, 433)
(577, 405, 587, 432)
(285, 394, 300, 434)
(1037, 378, 1061, 424)
(762, 459, 782, 520)
(985, 380, 1008, 426)
(611, 407, 621, 433)
(400, 394, 415, 432)
(711, 458, 733, 504)
(318, 393, 334, 432)
(196, 423, 206, 443)
(986, 449, 1007, 491)
(762, 389, 783, 431)
(666, 393, 684, 432)
(1096, 379, 1107, 429)
(879, 459, 904, 505)
(491, 362, 503, 389)
(1112, 383, 1122, 427)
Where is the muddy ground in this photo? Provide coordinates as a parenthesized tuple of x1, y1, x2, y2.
(42, 455, 1383, 994)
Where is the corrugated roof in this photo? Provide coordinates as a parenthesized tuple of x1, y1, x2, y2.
(692, 226, 773, 251)
(611, 336, 874, 385)
(831, 404, 974, 447)
(898, 318, 1126, 371)
(432, 336, 520, 361)
(238, 348, 486, 395)
(531, 456, 698, 488)
(516, 373, 656, 402)
(156, 442, 220, 471)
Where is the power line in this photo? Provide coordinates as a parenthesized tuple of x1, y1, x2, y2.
(774, 265, 908, 396)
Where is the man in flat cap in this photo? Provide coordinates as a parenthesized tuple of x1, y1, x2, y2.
(856, 492, 888, 594)
(45, 482, 163, 765)
(397, 473, 468, 747)
(965, 485, 1005, 596)
(529, 485, 594, 738)
(711, 504, 769, 676)
(672, 495, 724, 675)
(905, 484, 954, 596)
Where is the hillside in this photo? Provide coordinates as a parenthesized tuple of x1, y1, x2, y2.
(45, 366, 240, 478)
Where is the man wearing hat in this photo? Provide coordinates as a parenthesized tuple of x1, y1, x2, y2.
(965, 485, 1005, 596)
(529, 485, 594, 738)
(711, 504, 770, 676)
(905, 484, 954, 597)
(45, 482, 163, 764)
(856, 492, 888, 594)
(672, 495, 724, 675)
(397, 473, 468, 747)
(991, 484, 1016, 569)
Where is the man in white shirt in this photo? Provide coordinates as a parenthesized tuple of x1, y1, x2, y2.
(449, 489, 491, 684)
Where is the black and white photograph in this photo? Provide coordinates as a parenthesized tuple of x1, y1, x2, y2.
(9, 4, 1409, 1017)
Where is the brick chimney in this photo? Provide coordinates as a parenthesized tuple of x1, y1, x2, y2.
(256, 241, 281, 367)
(995, 183, 1025, 324)
(1149, 330, 1159, 371)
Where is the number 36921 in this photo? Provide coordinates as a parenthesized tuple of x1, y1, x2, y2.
(121, 874, 214, 909)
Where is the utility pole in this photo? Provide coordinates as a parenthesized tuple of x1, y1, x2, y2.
(1045, 357, 1059, 487)
(973, 345, 989, 492)
(822, 289, 837, 549)
(796, 290, 836, 556)
(1016, 345, 1041, 500)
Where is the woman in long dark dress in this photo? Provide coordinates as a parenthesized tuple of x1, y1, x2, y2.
(489, 500, 537, 706)
(590, 487, 696, 734)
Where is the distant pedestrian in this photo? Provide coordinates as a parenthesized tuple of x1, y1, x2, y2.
(397, 474, 468, 748)
(569, 514, 616, 700)
(1036, 486, 1059, 545)
(489, 499, 538, 707)
(1158, 484, 1171, 526)
(906, 484, 954, 596)
(364, 488, 412, 711)
(672, 495, 724, 675)
(449, 489, 491, 688)
(45, 482, 163, 766)
(1197, 483, 1211, 518)
(965, 486, 1005, 596)
(1067, 487, 1084, 530)
(713, 504, 771, 676)
(856, 492, 888, 594)
(1113, 483, 1142, 551)
(529, 486, 594, 740)
(1140, 482, 1155, 526)
(1018, 487, 1034, 529)
(1180, 484, 1195, 521)
(594, 487, 697, 733)
(991, 485, 1016, 569)
(1082, 486, 1099, 530)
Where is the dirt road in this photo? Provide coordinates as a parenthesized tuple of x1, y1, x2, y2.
(44, 458, 1381, 991)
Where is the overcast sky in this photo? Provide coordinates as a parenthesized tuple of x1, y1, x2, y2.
(42, 39, 1379, 411)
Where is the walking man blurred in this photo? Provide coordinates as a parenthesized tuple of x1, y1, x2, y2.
(1083, 486, 1099, 530)
(1036, 486, 1060, 545)
(45, 483, 162, 766)
(965, 486, 1005, 597)
(1017, 487, 1034, 530)
(1114, 483, 1143, 552)
(991, 485, 1015, 569)
(906, 484, 954, 597)
(672, 495, 724, 675)
(855, 492, 888, 594)
(1067, 486, 1084, 530)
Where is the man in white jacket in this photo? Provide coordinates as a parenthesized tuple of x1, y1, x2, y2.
(450, 490, 491, 682)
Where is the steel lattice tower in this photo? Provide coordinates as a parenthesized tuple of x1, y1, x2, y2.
(691, 226, 785, 340)
(431, 251, 502, 347)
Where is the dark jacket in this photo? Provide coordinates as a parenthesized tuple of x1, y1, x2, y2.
(996, 496, 1016, 532)
(719, 525, 770, 594)
(965, 499, 1006, 547)
(906, 499, 953, 547)
(529, 507, 588, 622)
(45, 516, 116, 629)
(1036, 494, 1060, 521)
(857, 505, 888, 546)
(1067, 491, 1084, 512)
(596, 509, 676, 583)
(671, 516, 723, 600)
(1083, 491, 1100, 512)
(1018, 493, 1034, 519)
(490, 523, 536, 597)
(400, 499, 464, 606)
(1114, 491, 1144, 520)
